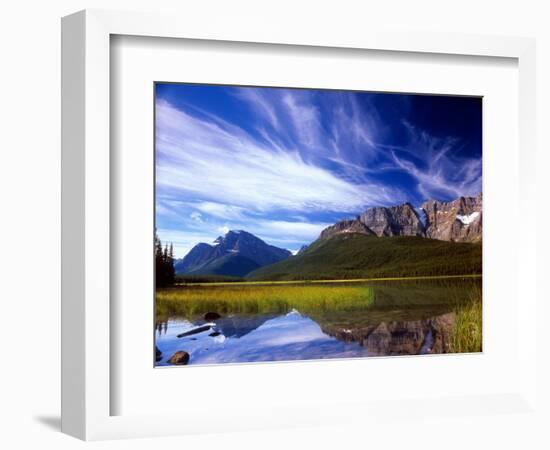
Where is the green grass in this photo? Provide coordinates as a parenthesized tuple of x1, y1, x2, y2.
(156, 283, 375, 320)
(247, 234, 482, 281)
(178, 274, 481, 287)
(450, 285, 483, 353)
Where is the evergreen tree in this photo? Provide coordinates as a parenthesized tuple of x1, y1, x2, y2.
(167, 243, 175, 285)
(154, 231, 175, 287)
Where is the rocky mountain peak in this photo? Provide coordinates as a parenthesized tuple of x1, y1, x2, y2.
(319, 217, 375, 240)
(359, 202, 425, 237)
(175, 230, 291, 276)
(421, 194, 482, 242)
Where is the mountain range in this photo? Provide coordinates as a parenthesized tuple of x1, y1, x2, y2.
(320, 193, 482, 243)
(175, 193, 482, 279)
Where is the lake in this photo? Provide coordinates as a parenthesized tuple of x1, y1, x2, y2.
(154, 277, 482, 366)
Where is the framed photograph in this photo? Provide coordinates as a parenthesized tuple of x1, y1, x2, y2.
(62, 9, 538, 441)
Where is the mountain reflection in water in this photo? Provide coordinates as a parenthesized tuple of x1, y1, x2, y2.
(156, 310, 371, 366)
(155, 309, 455, 365)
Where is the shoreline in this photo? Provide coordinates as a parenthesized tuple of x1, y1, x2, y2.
(172, 273, 482, 288)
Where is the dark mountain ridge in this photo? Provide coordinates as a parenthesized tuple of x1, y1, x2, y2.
(174, 230, 291, 277)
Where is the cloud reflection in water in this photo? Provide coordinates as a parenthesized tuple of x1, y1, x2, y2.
(155, 310, 370, 366)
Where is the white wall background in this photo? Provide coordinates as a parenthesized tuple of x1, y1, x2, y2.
(0, 1, 548, 448)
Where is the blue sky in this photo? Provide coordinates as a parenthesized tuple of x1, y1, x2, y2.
(155, 83, 482, 258)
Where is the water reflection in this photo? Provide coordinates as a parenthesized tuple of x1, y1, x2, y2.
(317, 311, 455, 355)
(156, 310, 371, 366)
(155, 278, 480, 366)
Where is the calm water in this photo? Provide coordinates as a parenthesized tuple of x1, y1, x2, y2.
(155, 278, 481, 366)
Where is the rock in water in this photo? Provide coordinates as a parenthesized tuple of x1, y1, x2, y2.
(168, 351, 190, 365)
(204, 312, 221, 321)
(177, 324, 213, 338)
(155, 346, 162, 362)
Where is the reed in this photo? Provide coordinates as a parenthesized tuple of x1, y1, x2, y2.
(156, 283, 375, 319)
(449, 285, 483, 353)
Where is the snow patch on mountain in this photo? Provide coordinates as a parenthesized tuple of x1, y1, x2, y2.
(456, 211, 480, 225)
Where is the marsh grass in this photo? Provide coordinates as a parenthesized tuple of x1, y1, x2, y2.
(450, 285, 483, 353)
(178, 274, 481, 287)
(156, 283, 375, 320)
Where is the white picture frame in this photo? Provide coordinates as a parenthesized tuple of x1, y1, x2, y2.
(61, 9, 538, 441)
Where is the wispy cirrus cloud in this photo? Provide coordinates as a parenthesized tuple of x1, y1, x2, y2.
(390, 122, 482, 200)
(282, 91, 322, 148)
(156, 100, 400, 214)
(233, 88, 281, 131)
(191, 202, 248, 221)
